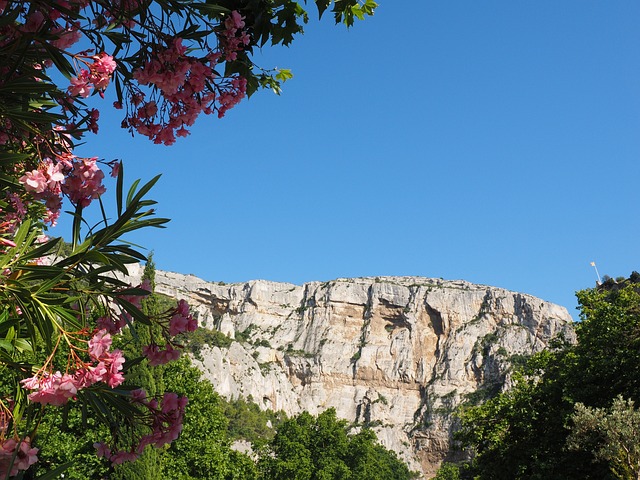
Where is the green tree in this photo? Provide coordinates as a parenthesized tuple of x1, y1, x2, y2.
(571, 280, 640, 404)
(434, 463, 462, 480)
(449, 274, 640, 480)
(160, 358, 254, 480)
(567, 396, 640, 480)
(222, 396, 285, 446)
(257, 408, 415, 480)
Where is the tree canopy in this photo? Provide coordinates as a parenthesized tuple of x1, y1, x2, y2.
(257, 408, 417, 480)
(444, 273, 640, 480)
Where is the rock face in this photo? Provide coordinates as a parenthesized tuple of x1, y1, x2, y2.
(125, 266, 574, 478)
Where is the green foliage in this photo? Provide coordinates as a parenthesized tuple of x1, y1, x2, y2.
(257, 408, 416, 480)
(571, 283, 640, 404)
(434, 462, 462, 480)
(111, 448, 164, 480)
(567, 396, 640, 480)
(222, 396, 285, 445)
(447, 273, 640, 480)
(235, 324, 256, 343)
(159, 358, 236, 479)
(184, 327, 234, 360)
(32, 408, 110, 480)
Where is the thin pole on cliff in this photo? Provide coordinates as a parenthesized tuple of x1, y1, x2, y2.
(590, 261, 602, 286)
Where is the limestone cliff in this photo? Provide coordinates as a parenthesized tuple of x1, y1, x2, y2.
(124, 266, 574, 478)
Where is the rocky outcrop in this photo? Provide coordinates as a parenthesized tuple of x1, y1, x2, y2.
(124, 266, 574, 478)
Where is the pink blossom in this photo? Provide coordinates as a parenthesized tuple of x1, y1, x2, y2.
(21, 372, 78, 406)
(110, 160, 120, 178)
(74, 362, 107, 388)
(161, 392, 179, 413)
(0, 437, 38, 477)
(68, 71, 92, 98)
(176, 299, 189, 316)
(102, 349, 125, 387)
(62, 156, 105, 207)
(94, 442, 111, 459)
(225, 10, 245, 30)
(90, 53, 117, 90)
(19, 170, 48, 194)
(169, 313, 189, 336)
(0, 237, 16, 248)
(131, 388, 147, 403)
(51, 24, 82, 49)
(110, 450, 139, 464)
(88, 108, 100, 133)
(143, 343, 181, 366)
(88, 329, 112, 359)
(22, 11, 45, 32)
(92, 53, 117, 75)
(96, 315, 119, 333)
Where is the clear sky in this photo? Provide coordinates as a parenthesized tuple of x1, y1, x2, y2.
(60, 1, 640, 320)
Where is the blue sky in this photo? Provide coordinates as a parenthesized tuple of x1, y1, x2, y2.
(61, 1, 640, 320)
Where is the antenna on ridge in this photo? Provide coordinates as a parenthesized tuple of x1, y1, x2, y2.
(590, 261, 602, 286)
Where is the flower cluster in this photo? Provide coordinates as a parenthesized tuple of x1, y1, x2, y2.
(68, 53, 117, 98)
(95, 391, 187, 465)
(97, 279, 151, 334)
(0, 437, 38, 478)
(18, 155, 107, 224)
(123, 11, 250, 145)
(21, 329, 125, 406)
(142, 299, 197, 366)
(61, 156, 106, 207)
(220, 11, 251, 62)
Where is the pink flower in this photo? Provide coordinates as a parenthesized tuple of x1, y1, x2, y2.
(74, 362, 107, 388)
(169, 314, 189, 336)
(68, 71, 92, 98)
(14, 437, 39, 471)
(92, 53, 117, 75)
(110, 450, 138, 464)
(19, 170, 48, 194)
(0, 238, 16, 248)
(102, 349, 125, 387)
(0, 437, 38, 477)
(88, 108, 100, 134)
(94, 442, 111, 459)
(90, 53, 117, 90)
(21, 372, 78, 406)
(161, 392, 179, 413)
(62, 156, 105, 207)
(110, 160, 120, 178)
(225, 10, 245, 30)
(131, 388, 147, 403)
(143, 343, 181, 366)
(51, 24, 82, 49)
(88, 329, 112, 359)
(176, 299, 190, 316)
